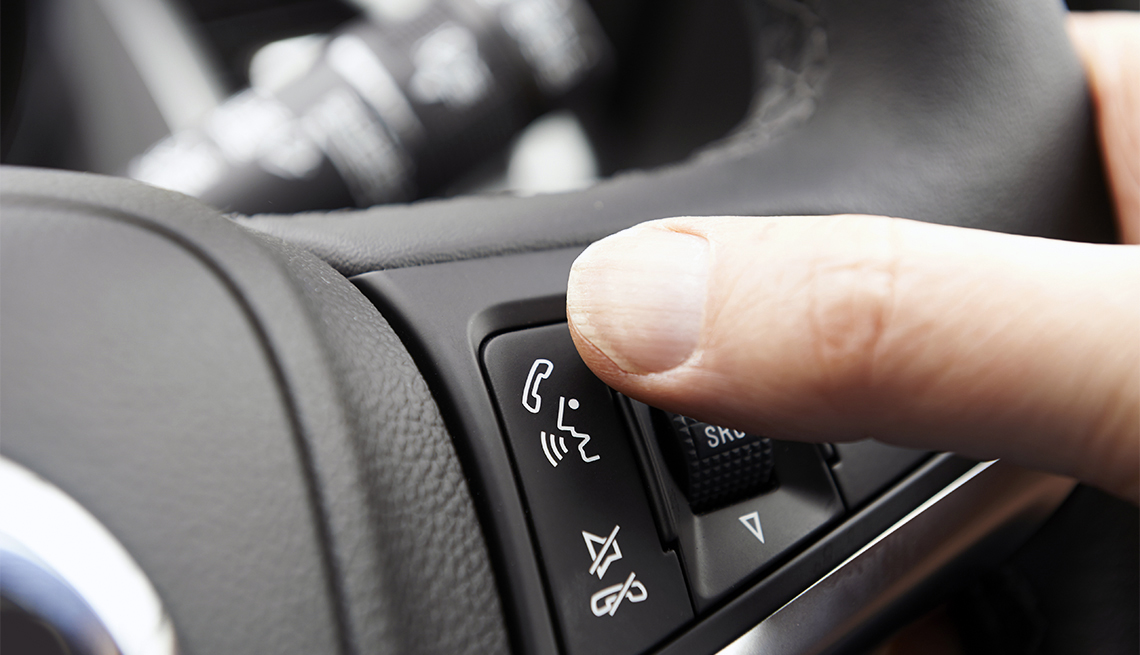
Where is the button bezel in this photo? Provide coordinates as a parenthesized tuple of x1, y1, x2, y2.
(353, 247, 984, 655)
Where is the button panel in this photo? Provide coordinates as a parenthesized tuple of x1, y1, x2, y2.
(483, 324, 693, 655)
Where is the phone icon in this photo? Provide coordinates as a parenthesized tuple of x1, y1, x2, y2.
(522, 359, 554, 414)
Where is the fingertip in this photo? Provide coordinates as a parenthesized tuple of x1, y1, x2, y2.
(566, 224, 710, 375)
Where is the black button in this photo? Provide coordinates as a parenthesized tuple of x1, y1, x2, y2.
(673, 441, 844, 607)
(483, 324, 693, 655)
(829, 441, 931, 508)
(628, 402, 845, 610)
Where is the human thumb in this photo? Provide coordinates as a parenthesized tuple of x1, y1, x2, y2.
(566, 215, 1140, 502)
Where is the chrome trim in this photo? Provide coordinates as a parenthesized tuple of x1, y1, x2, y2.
(718, 461, 1076, 655)
(0, 457, 178, 655)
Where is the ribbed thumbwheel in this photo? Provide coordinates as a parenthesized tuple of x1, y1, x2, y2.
(654, 412, 775, 513)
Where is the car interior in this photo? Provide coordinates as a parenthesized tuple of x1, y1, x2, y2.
(1, 0, 1137, 654)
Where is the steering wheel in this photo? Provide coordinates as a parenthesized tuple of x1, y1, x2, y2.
(1, 1, 1131, 654)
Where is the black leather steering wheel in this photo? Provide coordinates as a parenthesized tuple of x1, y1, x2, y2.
(0, 1, 1127, 654)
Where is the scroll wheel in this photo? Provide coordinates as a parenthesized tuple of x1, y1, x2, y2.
(654, 411, 775, 513)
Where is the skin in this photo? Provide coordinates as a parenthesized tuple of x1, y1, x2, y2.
(566, 13, 1140, 504)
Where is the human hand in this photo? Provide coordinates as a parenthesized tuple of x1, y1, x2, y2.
(566, 12, 1139, 504)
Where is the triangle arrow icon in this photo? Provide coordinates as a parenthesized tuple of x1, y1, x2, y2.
(739, 511, 765, 543)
